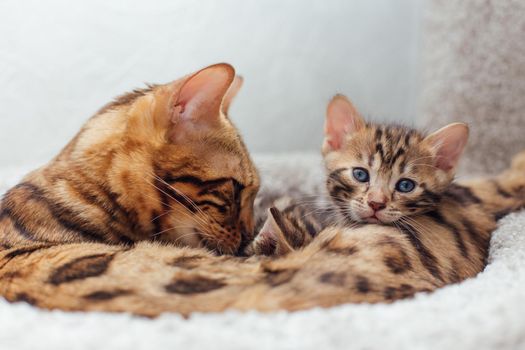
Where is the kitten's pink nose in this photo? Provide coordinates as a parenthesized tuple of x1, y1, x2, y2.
(368, 200, 386, 212)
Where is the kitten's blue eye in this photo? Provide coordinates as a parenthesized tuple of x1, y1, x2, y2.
(396, 178, 416, 193)
(352, 168, 369, 183)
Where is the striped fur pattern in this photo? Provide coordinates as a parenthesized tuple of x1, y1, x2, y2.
(243, 97, 525, 311)
(1, 151, 524, 317)
(2, 85, 525, 316)
(249, 96, 525, 260)
(248, 157, 525, 264)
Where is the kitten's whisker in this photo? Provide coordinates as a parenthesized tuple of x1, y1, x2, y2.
(405, 155, 435, 163)
(398, 217, 434, 239)
(286, 198, 333, 207)
(403, 218, 433, 236)
(299, 206, 336, 219)
(406, 163, 440, 171)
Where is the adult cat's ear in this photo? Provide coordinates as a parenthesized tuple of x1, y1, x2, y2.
(423, 123, 469, 172)
(168, 63, 235, 141)
(323, 94, 365, 153)
(221, 75, 243, 115)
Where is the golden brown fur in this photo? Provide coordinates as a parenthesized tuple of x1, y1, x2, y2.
(1, 153, 524, 317)
(1, 80, 525, 317)
(0, 63, 259, 255)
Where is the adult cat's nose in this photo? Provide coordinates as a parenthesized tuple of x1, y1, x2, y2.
(368, 200, 386, 211)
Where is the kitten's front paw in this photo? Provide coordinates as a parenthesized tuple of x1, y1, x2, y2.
(244, 208, 293, 257)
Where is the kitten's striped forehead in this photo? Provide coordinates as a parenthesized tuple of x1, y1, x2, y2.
(362, 124, 426, 174)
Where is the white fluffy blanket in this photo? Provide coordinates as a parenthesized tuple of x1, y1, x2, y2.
(1, 155, 525, 350)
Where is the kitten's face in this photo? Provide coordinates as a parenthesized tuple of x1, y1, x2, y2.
(322, 95, 468, 224)
(325, 125, 444, 223)
(78, 64, 259, 254)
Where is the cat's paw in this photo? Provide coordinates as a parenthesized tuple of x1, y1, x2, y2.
(244, 207, 293, 257)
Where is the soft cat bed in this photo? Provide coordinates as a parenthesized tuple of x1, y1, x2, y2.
(1, 154, 524, 350)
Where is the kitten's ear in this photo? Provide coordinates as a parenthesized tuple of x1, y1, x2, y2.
(253, 208, 293, 256)
(323, 94, 365, 153)
(221, 75, 243, 115)
(168, 63, 235, 142)
(423, 123, 469, 172)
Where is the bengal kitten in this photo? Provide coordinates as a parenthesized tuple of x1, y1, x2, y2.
(0, 63, 260, 255)
(248, 95, 525, 260)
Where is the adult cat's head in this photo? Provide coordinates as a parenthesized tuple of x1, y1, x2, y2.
(322, 94, 468, 224)
(56, 63, 259, 254)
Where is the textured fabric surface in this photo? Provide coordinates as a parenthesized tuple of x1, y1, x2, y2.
(420, 0, 525, 175)
(1, 156, 525, 350)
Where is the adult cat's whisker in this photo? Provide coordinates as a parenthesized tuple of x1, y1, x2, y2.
(142, 191, 208, 227)
(172, 226, 217, 248)
(151, 225, 195, 238)
(150, 210, 173, 223)
(154, 174, 202, 212)
(160, 218, 211, 239)
(150, 173, 210, 220)
(171, 231, 210, 247)
(149, 173, 207, 218)
(146, 179, 210, 227)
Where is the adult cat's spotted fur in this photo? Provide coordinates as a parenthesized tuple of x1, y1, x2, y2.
(1, 81, 525, 317)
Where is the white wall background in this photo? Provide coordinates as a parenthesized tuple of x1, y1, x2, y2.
(0, 0, 422, 166)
